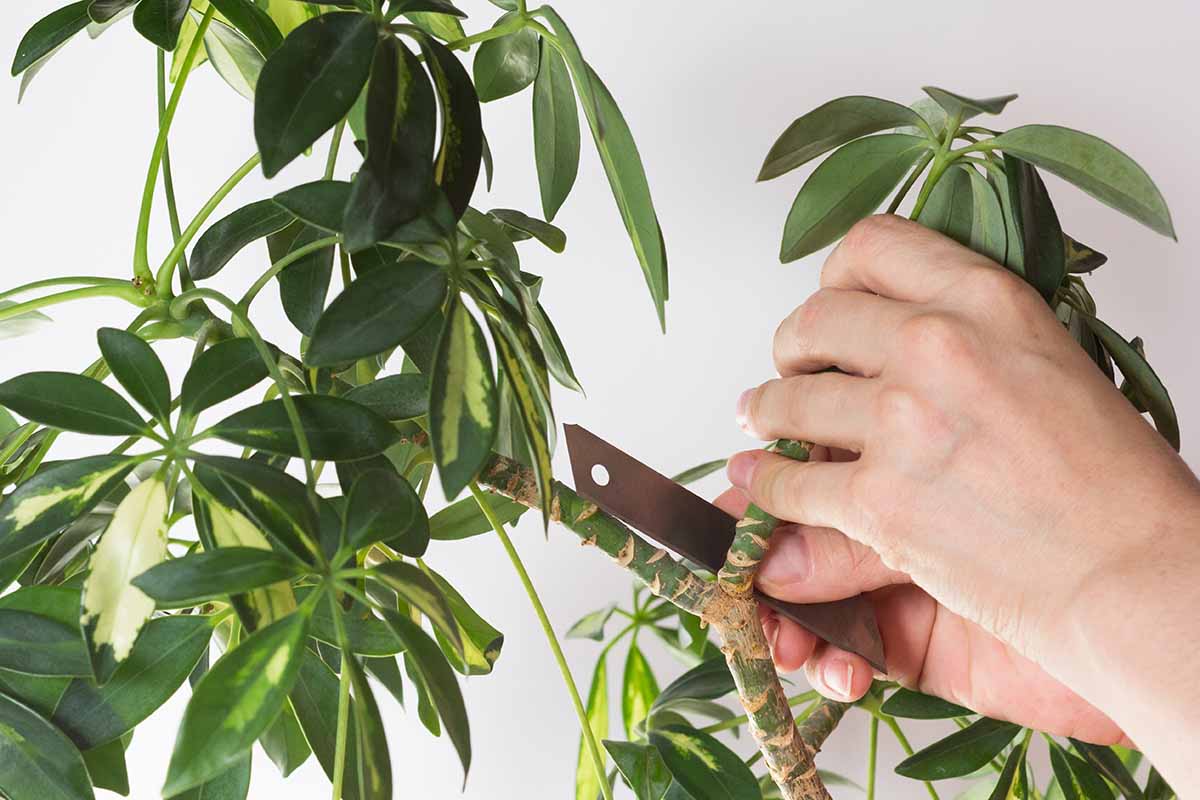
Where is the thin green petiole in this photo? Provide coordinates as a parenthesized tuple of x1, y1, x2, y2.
(882, 715, 941, 800)
(468, 482, 614, 800)
(324, 119, 346, 180)
(0, 277, 130, 303)
(239, 236, 340, 309)
(866, 715, 879, 800)
(157, 49, 191, 292)
(328, 588, 353, 800)
(0, 285, 147, 324)
(887, 150, 935, 214)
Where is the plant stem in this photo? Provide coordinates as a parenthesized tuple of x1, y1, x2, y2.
(909, 111, 963, 220)
(700, 691, 818, 735)
(239, 236, 341, 308)
(882, 716, 940, 800)
(156, 152, 262, 295)
(0, 285, 147, 323)
(441, 12, 526, 51)
(888, 150, 935, 215)
(866, 716, 879, 800)
(133, 4, 214, 289)
(468, 482, 614, 800)
(157, 49, 191, 292)
(0, 277, 130, 303)
(328, 589, 353, 800)
(325, 120, 346, 179)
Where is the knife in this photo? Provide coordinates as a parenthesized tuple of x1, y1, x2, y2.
(564, 423, 887, 673)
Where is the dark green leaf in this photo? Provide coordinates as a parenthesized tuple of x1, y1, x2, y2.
(343, 469, 428, 554)
(269, 222, 336, 337)
(132, 547, 304, 608)
(1079, 314, 1179, 450)
(344, 656, 391, 799)
(1144, 768, 1174, 800)
(576, 655, 609, 800)
(180, 338, 269, 418)
(308, 593, 401, 656)
(403, 10, 465, 41)
(922, 87, 1017, 121)
(428, 492, 526, 540)
(473, 16, 538, 102)
(991, 125, 1174, 238)
(1069, 740, 1144, 800)
(190, 199, 293, 279)
(0, 609, 92, 676)
(257, 702, 309, 777)
(12, 1, 91, 76)
(97, 328, 170, 422)
(780, 133, 929, 262)
(0, 692, 95, 800)
(964, 167, 1008, 265)
(0, 455, 137, 562)
(54, 615, 212, 750)
(133, 0, 190, 50)
(650, 724, 760, 800)
(390, 0, 465, 16)
(166, 753, 251, 800)
(342, 37, 437, 251)
(212, 395, 400, 461)
(530, 301, 582, 393)
(489, 208, 566, 252)
(651, 657, 734, 712)
(273, 180, 352, 233)
(290, 649, 363, 800)
(164, 608, 310, 795)
(531, 37, 579, 221)
(622, 644, 659, 739)
(671, 458, 727, 486)
(566, 604, 616, 641)
(382, 609, 470, 779)
(81, 737, 129, 796)
(759, 95, 927, 181)
(369, 560, 460, 652)
(895, 717, 1021, 780)
(208, 0, 281, 55)
(343, 374, 429, 420)
(0, 373, 147, 436)
(88, 0, 138, 25)
(306, 261, 447, 367)
(421, 565, 503, 676)
(604, 740, 672, 800)
(430, 299, 497, 499)
(918, 164, 974, 247)
(254, 12, 376, 177)
(1064, 234, 1107, 274)
(987, 733, 1029, 800)
(1050, 741, 1113, 800)
(881, 688, 972, 719)
(1004, 155, 1065, 301)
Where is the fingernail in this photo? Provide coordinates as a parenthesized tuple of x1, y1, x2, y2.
(726, 451, 760, 490)
(757, 531, 811, 591)
(735, 388, 754, 433)
(824, 660, 854, 700)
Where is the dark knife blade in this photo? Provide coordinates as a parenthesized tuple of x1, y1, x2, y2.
(565, 423, 887, 673)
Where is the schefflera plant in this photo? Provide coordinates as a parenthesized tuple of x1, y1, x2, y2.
(0, 0, 670, 798)
(738, 87, 1181, 799)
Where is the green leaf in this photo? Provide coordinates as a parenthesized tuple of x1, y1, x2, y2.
(428, 492, 526, 540)
(81, 477, 169, 684)
(651, 657, 734, 712)
(180, 338, 269, 418)
(1064, 234, 1107, 274)
(759, 95, 927, 181)
(166, 753, 251, 800)
(987, 733, 1030, 800)
(270, 222, 336, 336)
(991, 125, 1174, 238)
(964, 167, 1008, 265)
(81, 737, 129, 796)
(1004, 155, 1065, 301)
(895, 717, 1021, 780)
(576, 655, 609, 800)
(0, 372, 147, 436)
(133, 547, 304, 608)
(922, 87, 1017, 121)
(343, 469, 428, 555)
(566, 604, 616, 641)
(307, 593, 401, 656)
(403, 10, 465, 41)
(0, 609, 91, 676)
(0, 455, 136, 563)
(164, 607, 311, 795)
(1079, 313, 1179, 450)
(671, 458, 727, 486)
(369, 561, 460, 653)
(530, 301, 583, 393)
(191, 199, 293, 279)
(212, 394, 401, 461)
(918, 163, 974, 247)
(97, 328, 171, 423)
(306, 262, 447, 367)
(604, 740, 672, 800)
(133, 0, 190, 50)
(0, 693, 95, 800)
(204, 18, 265, 101)
(623, 644, 660, 739)
(345, 655, 391, 799)
(881, 688, 972, 719)
(1069, 740, 1144, 800)
(257, 701, 309, 777)
(531, 37, 579, 221)
(1144, 768, 1174, 800)
(343, 37, 437, 251)
(382, 609, 470, 780)
(430, 298, 497, 499)
(290, 649, 363, 800)
(781, 133, 929, 262)
(273, 180, 352, 233)
(650, 724, 760, 800)
(12, 1, 91, 76)
(343, 374, 428, 420)
(1050, 741, 1113, 800)
(88, 0, 139, 25)
(473, 15, 538, 102)
(489, 208, 567, 252)
(53, 615, 212, 750)
(0, 300, 52, 341)
(421, 565, 504, 676)
(208, 0, 281, 55)
(254, 12, 376, 177)
(409, 31, 483, 218)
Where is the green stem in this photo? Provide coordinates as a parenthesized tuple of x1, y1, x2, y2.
(328, 589, 353, 800)
(883, 716, 940, 800)
(468, 482, 614, 800)
(324, 119, 346, 179)
(887, 150, 935, 214)
(0, 285, 147, 323)
(441, 13, 527, 50)
(909, 111, 963, 220)
(0, 277, 130, 303)
(156, 152, 261, 295)
(699, 691, 818, 735)
(134, 4, 214, 289)
(239, 236, 340, 308)
(866, 716, 879, 800)
(157, 48, 191, 292)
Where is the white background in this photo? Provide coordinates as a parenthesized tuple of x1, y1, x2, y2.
(2, 1, 1198, 798)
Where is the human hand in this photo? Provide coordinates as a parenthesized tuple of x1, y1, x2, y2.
(725, 215, 1200, 755)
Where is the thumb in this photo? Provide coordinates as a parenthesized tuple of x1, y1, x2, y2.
(757, 524, 907, 602)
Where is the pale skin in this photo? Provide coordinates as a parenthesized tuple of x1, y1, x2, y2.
(723, 215, 1200, 794)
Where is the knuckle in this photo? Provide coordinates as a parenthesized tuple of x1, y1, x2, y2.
(966, 267, 1039, 314)
(840, 215, 901, 261)
(898, 312, 973, 365)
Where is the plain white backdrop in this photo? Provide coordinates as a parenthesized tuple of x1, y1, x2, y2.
(2, 1, 1198, 798)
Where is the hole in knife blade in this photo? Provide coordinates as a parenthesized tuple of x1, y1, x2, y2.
(590, 463, 610, 487)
